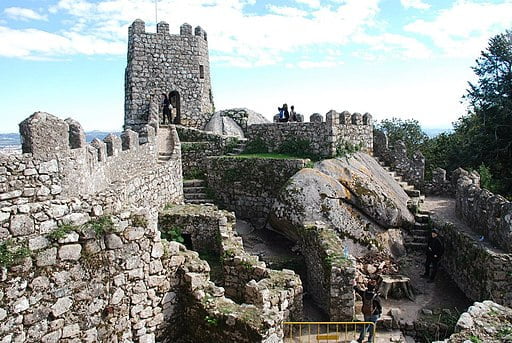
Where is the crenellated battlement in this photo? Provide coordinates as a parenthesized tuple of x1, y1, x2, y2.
(250, 109, 374, 158)
(5, 112, 182, 201)
(129, 19, 208, 41)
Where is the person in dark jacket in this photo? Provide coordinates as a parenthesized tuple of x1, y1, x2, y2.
(161, 93, 172, 125)
(422, 228, 444, 282)
(354, 280, 382, 343)
(278, 104, 289, 122)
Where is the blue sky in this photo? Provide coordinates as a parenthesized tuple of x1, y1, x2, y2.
(0, 0, 511, 133)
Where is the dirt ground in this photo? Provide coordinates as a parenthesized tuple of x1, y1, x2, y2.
(236, 218, 472, 342)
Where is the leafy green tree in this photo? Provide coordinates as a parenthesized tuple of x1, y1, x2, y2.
(458, 30, 512, 195)
(376, 117, 429, 155)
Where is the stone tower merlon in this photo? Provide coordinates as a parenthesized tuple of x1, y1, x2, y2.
(19, 112, 70, 157)
(124, 19, 214, 132)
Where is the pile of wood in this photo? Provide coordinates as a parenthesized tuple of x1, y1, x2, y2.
(355, 252, 415, 301)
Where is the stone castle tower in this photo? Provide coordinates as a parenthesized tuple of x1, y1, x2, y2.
(124, 19, 214, 131)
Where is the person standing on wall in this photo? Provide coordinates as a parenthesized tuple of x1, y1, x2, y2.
(161, 93, 172, 125)
(354, 279, 382, 343)
(422, 228, 444, 282)
(289, 105, 298, 122)
(278, 103, 289, 122)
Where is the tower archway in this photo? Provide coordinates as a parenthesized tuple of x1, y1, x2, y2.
(169, 90, 181, 124)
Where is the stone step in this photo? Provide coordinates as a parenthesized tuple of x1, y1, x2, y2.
(398, 181, 409, 188)
(405, 188, 421, 197)
(414, 213, 430, 223)
(405, 242, 427, 251)
(414, 222, 429, 230)
(183, 179, 206, 187)
(183, 186, 206, 194)
(411, 229, 429, 237)
(159, 152, 172, 156)
(184, 192, 208, 200)
(412, 235, 428, 243)
(418, 208, 431, 215)
(185, 199, 214, 205)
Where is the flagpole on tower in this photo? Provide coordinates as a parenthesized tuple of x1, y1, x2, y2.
(155, 0, 158, 26)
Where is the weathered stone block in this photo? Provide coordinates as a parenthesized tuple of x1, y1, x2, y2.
(105, 233, 123, 249)
(121, 129, 139, 151)
(103, 134, 122, 157)
(51, 297, 73, 317)
(19, 112, 70, 156)
(36, 248, 57, 267)
(9, 214, 34, 236)
(65, 118, 86, 149)
(58, 244, 82, 261)
(90, 138, 107, 162)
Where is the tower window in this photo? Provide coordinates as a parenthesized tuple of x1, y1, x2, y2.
(199, 65, 204, 79)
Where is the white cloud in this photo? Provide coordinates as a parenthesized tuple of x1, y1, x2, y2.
(266, 5, 307, 17)
(405, 1, 512, 57)
(400, 0, 430, 10)
(4, 7, 48, 21)
(295, 0, 321, 8)
(0, 0, 432, 65)
(0, 26, 124, 58)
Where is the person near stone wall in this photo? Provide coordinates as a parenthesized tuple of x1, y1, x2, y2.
(422, 228, 444, 282)
(354, 279, 382, 343)
(278, 104, 289, 122)
(161, 93, 172, 125)
(289, 105, 297, 122)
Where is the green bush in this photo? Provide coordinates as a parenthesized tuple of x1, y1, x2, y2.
(278, 138, 320, 160)
(243, 137, 268, 154)
(161, 226, 185, 243)
(47, 223, 77, 241)
(0, 240, 30, 268)
(86, 216, 114, 237)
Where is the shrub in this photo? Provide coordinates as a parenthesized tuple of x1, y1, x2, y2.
(0, 240, 30, 268)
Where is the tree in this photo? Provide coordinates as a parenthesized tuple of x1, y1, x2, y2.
(457, 30, 512, 196)
(376, 117, 429, 155)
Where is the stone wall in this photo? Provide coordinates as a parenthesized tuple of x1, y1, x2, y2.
(158, 204, 303, 342)
(247, 110, 373, 159)
(0, 208, 180, 343)
(373, 130, 425, 189)
(205, 156, 309, 220)
(432, 217, 512, 307)
(4, 112, 183, 204)
(299, 223, 356, 320)
(455, 172, 512, 253)
(124, 20, 214, 131)
(176, 126, 238, 178)
(442, 301, 512, 342)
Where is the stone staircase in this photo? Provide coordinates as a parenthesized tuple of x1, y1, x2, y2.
(405, 210, 432, 251)
(158, 152, 173, 164)
(183, 179, 214, 205)
(226, 138, 247, 156)
(373, 156, 425, 207)
(373, 156, 432, 251)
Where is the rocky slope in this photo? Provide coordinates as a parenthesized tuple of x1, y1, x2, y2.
(269, 152, 414, 257)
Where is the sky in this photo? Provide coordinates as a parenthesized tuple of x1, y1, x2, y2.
(0, 0, 511, 133)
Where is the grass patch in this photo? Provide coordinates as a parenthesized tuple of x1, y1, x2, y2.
(161, 226, 185, 243)
(234, 153, 306, 159)
(47, 223, 77, 241)
(0, 240, 30, 268)
(86, 215, 114, 237)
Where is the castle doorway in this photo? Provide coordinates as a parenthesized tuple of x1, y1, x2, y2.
(169, 91, 181, 124)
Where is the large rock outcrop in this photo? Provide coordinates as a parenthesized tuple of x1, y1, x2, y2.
(269, 153, 414, 257)
(204, 112, 245, 137)
(205, 108, 269, 136)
